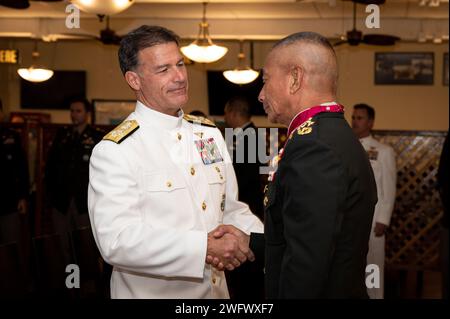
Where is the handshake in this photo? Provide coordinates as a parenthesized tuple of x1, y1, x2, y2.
(206, 224, 255, 271)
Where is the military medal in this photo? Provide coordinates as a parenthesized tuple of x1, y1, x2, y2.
(268, 103, 344, 182)
(367, 147, 379, 160)
(268, 148, 284, 181)
(194, 138, 223, 165)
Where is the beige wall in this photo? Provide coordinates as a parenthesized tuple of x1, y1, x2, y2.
(0, 38, 448, 130)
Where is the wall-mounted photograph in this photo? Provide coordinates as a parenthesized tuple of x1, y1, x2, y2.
(92, 99, 135, 125)
(375, 52, 434, 85)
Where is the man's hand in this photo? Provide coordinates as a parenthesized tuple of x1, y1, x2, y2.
(17, 199, 27, 215)
(206, 225, 255, 271)
(374, 222, 387, 237)
(206, 231, 246, 271)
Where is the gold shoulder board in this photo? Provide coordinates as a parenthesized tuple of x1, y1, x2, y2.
(103, 120, 139, 144)
(183, 114, 216, 128)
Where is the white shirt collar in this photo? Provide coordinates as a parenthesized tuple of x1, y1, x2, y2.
(359, 134, 373, 144)
(134, 101, 183, 130)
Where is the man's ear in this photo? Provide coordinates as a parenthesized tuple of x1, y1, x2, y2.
(289, 66, 303, 94)
(368, 119, 375, 130)
(125, 71, 141, 91)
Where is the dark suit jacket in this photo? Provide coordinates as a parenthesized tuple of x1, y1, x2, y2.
(251, 112, 377, 298)
(231, 122, 264, 220)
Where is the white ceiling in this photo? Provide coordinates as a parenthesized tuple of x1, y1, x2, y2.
(0, 0, 448, 42)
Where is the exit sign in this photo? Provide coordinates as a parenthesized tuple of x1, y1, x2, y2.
(0, 49, 19, 64)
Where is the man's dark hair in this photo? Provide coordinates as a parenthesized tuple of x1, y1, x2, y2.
(225, 96, 251, 120)
(68, 97, 92, 113)
(118, 25, 180, 75)
(273, 31, 335, 55)
(354, 103, 375, 120)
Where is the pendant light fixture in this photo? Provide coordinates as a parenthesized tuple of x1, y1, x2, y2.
(223, 41, 259, 85)
(17, 40, 54, 83)
(71, 0, 135, 16)
(180, 2, 228, 63)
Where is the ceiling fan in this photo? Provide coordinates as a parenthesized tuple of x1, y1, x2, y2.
(334, 0, 400, 46)
(0, 0, 62, 10)
(59, 15, 123, 45)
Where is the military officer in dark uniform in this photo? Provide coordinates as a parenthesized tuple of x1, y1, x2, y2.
(45, 98, 103, 262)
(0, 104, 29, 245)
(212, 32, 377, 298)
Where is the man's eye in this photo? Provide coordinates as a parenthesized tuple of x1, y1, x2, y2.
(157, 68, 168, 73)
(177, 61, 185, 67)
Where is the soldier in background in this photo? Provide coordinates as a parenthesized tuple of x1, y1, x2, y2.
(0, 100, 31, 295)
(352, 103, 397, 299)
(0, 100, 29, 244)
(45, 97, 103, 262)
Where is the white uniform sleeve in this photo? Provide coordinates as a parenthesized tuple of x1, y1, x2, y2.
(375, 146, 397, 226)
(88, 141, 207, 279)
(214, 131, 264, 235)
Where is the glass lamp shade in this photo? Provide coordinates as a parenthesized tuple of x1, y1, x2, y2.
(17, 67, 54, 82)
(180, 43, 228, 63)
(223, 68, 259, 85)
(71, 0, 135, 15)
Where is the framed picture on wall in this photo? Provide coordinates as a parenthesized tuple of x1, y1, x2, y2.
(92, 99, 136, 125)
(374, 52, 434, 85)
(444, 52, 448, 86)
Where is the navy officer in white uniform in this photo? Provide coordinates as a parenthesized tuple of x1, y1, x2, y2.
(352, 103, 397, 299)
(88, 25, 264, 299)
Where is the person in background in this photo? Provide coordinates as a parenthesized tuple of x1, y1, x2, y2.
(352, 103, 397, 299)
(0, 99, 31, 294)
(223, 95, 265, 299)
(45, 97, 103, 263)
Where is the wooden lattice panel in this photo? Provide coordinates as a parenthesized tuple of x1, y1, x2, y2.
(374, 131, 446, 270)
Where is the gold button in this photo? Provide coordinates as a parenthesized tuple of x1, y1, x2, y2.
(177, 133, 182, 140)
(190, 166, 195, 175)
(219, 174, 223, 180)
(264, 185, 268, 193)
(212, 277, 216, 284)
(166, 181, 172, 188)
(202, 201, 207, 211)
(263, 196, 268, 206)
(215, 166, 220, 173)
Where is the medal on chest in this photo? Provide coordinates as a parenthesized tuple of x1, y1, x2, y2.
(194, 137, 223, 165)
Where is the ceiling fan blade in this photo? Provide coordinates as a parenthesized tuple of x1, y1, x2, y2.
(363, 34, 400, 46)
(0, 0, 30, 9)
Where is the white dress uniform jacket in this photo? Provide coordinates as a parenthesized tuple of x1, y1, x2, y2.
(88, 101, 264, 299)
(360, 135, 396, 299)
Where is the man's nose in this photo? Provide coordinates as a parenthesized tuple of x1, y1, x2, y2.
(258, 89, 264, 103)
(174, 68, 186, 82)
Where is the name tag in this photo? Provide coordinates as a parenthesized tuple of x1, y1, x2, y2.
(195, 138, 223, 165)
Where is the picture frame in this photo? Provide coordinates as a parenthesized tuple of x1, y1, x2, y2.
(375, 52, 434, 85)
(92, 99, 136, 125)
(444, 52, 448, 86)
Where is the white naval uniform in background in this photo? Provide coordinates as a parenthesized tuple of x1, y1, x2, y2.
(88, 101, 264, 299)
(360, 135, 397, 299)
